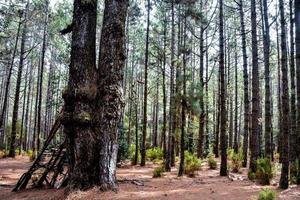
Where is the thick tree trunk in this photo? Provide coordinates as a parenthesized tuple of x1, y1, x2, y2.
(279, 0, 290, 189)
(63, 0, 128, 190)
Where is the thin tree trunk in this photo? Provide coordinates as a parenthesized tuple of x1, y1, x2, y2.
(294, 0, 300, 185)
(249, 0, 260, 173)
(262, 0, 272, 159)
(8, 8, 28, 157)
(238, 0, 249, 168)
(279, 0, 290, 189)
(141, 0, 150, 166)
(0, 13, 22, 134)
(219, 0, 227, 176)
(289, 0, 297, 162)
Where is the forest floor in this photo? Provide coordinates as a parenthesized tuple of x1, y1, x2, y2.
(0, 156, 300, 200)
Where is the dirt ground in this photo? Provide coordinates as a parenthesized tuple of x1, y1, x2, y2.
(1, 156, 300, 200)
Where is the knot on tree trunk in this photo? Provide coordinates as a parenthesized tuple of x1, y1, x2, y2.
(62, 85, 98, 103)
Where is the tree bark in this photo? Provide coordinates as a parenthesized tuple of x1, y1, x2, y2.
(279, 0, 290, 189)
(8, 8, 28, 157)
(249, 0, 260, 173)
(219, 0, 227, 176)
(141, 0, 150, 166)
(238, 0, 249, 168)
(262, 0, 272, 159)
(289, 0, 297, 162)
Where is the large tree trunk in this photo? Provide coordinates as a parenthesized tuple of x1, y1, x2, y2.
(219, 0, 227, 177)
(279, 0, 290, 190)
(63, 0, 128, 190)
(249, 0, 260, 173)
(63, 0, 99, 190)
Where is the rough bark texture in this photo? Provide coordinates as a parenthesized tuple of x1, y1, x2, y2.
(279, 0, 290, 190)
(63, 0, 128, 190)
(166, 0, 175, 172)
(261, 0, 272, 159)
(97, 0, 128, 190)
(250, 0, 260, 173)
(197, 0, 205, 159)
(63, 0, 99, 190)
(178, 13, 187, 176)
(239, 0, 249, 168)
(219, 0, 227, 177)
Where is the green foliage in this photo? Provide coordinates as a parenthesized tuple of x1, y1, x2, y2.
(255, 158, 274, 185)
(26, 150, 33, 158)
(128, 144, 140, 164)
(153, 166, 165, 178)
(230, 151, 243, 173)
(248, 171, 256, 181)
(146, 147, 163, 161)
(184, 151, 202, 177)
(290, 159, 300, 184)
(227, 148, 235, 160)
(257, 189, 276, 200)
(208, 155, 217, 170)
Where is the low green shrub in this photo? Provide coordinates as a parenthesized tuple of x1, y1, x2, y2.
(227, 148, 234, 160)
(255, 158, 274, 185)
(258, 188, 276, 200)
(208, 156, 217, 170)
(290, 159, 299, 184)
(153, 166, 165, 178)
(231, 151, 243, 173)
(184, 151, 202, 177)
(248, 170, 256, 181)
(26, 150, 33, 158)
(146, 147, 163, 161)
